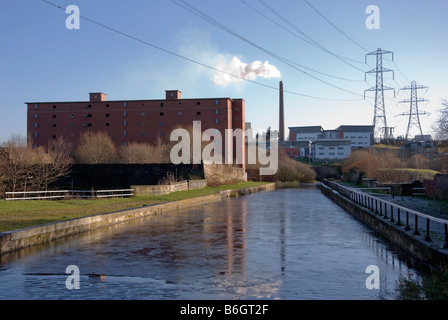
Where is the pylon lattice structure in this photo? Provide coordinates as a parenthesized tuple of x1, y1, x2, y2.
(364, 48, 395, 142)
(397, 80, 430, 141)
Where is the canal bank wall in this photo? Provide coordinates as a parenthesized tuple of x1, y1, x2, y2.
(0, 183, 276, 255)
(320, 182, 448, 273)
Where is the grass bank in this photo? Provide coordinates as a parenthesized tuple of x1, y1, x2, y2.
(0, 181, 268, 233)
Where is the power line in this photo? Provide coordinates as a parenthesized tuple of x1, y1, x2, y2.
(254, 0, 368, 73)
(39, 0, 363, 102)
(171, 0, 366, 97)
(240, 0, 366, 67)
(302, 0, 374, 53)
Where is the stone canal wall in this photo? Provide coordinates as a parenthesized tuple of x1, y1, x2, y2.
(320, 182, 448, 273)
(0, 183, 276, 255)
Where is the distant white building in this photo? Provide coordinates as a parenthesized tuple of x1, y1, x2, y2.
(311, 139, 352, 161)
(289, 126, 324, 142)
(336, 125, 374, 149)
(288, 125, 374, 161)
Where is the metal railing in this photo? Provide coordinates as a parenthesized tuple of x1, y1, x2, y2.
(323, 180, 448, 249)
(5, 189, 134, 201)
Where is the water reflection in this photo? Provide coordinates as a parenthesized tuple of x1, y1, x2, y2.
(0, 186, 422, 300)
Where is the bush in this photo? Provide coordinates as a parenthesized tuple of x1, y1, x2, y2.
(277, 150, 316, 183)
(74, 131, 117, 164)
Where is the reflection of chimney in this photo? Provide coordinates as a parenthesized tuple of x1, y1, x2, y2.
(279, 81, 285, 141)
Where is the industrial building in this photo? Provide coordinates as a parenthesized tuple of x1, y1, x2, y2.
(285, 125, 374, 161)
(26, 90, 245, 167)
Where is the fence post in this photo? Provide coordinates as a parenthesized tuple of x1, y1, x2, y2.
(414, 215, 420, 235)
(390, 204, 395, 222)
(425, 218, 431, 242)
(396, 208, 402, 226)
(444, 224, 448, 249)
(383, 202, 388, 219)
(405, 211, 410, 230)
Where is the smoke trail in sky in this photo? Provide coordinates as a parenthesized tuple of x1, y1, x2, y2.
(211, 56, 281, 86)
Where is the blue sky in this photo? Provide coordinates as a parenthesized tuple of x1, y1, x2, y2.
(1, 0, 447, 143)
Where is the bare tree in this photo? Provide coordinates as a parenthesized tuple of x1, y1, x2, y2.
(432, 99, 448, 141)
(74, 131, 118, 164)
(0, 134, 34, 194)
(0, 135, 72, 196)
(118, 137, 170, 164)
(31, 137, 73, 190)
(432, 99, 448, 173)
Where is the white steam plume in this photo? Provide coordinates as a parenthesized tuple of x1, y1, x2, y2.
(212, 56, 281, 86)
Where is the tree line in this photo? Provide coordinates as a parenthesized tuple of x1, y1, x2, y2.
(0, 131, 175, 197)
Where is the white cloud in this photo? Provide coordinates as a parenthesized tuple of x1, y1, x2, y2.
(211, 56, 281, 87)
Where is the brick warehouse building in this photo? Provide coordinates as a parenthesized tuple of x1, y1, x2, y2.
(26, 90, 245, 168)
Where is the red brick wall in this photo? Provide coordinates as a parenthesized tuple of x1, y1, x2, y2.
(423, 174, 448, 200)
(27, 92, 245, 168)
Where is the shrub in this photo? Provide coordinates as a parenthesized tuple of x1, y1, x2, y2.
(277, 150, 316, 183)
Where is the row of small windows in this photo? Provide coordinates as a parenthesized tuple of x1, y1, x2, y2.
(34, 100, 220, 110)
(35, 118, 221, 129)
(36, 109, 220, 118)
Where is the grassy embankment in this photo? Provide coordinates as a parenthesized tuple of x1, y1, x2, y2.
(0, 181, 268, 233)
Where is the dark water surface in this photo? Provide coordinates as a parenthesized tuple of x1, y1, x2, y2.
(0, 186, 421, 300)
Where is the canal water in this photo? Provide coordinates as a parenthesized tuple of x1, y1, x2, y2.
(0, 186, 422, 300)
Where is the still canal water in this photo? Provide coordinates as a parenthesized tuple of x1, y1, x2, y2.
(0, 186, 421, 300)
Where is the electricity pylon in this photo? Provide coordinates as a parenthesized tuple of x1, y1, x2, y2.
(397, 80, 430, 141)
(364, 48, 395, 142)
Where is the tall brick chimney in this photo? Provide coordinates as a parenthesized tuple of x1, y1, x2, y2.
(279, 81, 285, 141)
